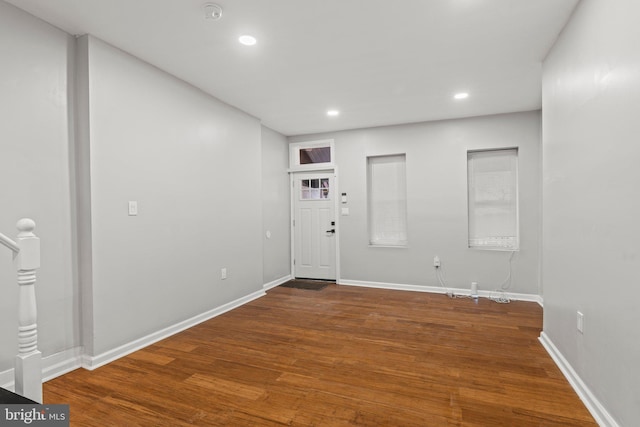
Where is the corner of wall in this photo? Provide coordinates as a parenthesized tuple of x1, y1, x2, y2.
(539, 333, 620, 427)
(73, 34, 95, 357)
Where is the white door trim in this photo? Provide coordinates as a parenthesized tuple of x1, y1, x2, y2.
(290, 167, 340, 283)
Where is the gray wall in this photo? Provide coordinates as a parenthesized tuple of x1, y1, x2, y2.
(6, 3, 635, 423)
(291, 111, 541, 296)
(0, 2, 290, 376)
(261, 126, 291, 285)
(77, 36, 264, 357)
(0, 2, 78, 372)
(542, 0, 640, 425)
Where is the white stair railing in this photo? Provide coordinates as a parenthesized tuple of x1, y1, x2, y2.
(0, 219, 42, 403)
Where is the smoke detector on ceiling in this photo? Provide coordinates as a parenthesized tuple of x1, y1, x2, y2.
(203, 3, 223, 20)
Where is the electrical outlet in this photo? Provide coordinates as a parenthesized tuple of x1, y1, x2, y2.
(433, 256, 441, 268)
(221, 268, 227, 280)
(577, 311, 584, 334)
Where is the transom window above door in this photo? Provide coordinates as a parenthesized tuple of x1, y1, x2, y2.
(289, 140, 335, 170)
(300, 147, 331, 164)
(300, 178, 330, 200)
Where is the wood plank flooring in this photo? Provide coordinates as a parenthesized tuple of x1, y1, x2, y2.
(44, 284, 597, 426)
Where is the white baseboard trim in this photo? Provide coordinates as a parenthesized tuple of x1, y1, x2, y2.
(2, 289, 267, 387)
(42, 347, 84, 382)
(1, 346, 84, 391)
(263, 274, 292, 291)
(339, 279, 543, 305)
(539, 332, 618, 427)
(82, 289, 266, 371)
(0, 367, 13, 391)
(0, 287, 278, 388)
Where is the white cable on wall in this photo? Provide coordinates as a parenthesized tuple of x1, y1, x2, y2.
(490, 250, 516, 303)
(434, 261, 453, 297)
(434, 251, 516, 303)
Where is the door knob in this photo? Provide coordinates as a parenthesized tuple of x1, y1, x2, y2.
(326, 229, 335, 234)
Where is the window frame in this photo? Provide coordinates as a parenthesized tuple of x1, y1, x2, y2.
(299, 177, 331, 200)
(367, 153, 408, 248)
(467, 147, 519, 251)
(289, 140, 335, 171)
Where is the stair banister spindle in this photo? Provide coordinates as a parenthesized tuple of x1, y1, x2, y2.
(12, 218, 42, 403)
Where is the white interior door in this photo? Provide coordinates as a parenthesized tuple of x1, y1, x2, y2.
(293, 172, 336, 280)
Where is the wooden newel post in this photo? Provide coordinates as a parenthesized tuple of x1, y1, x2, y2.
(13, 218, 42, 403)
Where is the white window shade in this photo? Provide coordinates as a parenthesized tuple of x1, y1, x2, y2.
(468, 149, 519, 250)
(368, 154, 408, 246)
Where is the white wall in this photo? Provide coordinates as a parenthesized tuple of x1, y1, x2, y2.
(0, 1, 289, 378)
(261, 126, 291, 285)
(542, 0, 640, 425)
(77, 36, 264, 357)
(290, 111, 541, 296)
(0, 2, 289, 376)
(0, 2, 78, 373)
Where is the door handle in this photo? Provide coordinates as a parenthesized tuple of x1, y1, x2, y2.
(326, 229, 335, 234)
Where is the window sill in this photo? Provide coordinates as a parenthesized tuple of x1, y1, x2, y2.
(469, 246, 519, 252)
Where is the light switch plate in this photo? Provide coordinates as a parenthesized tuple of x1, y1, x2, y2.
(128, 201, 138, 216)
(577, 311, 584, 334)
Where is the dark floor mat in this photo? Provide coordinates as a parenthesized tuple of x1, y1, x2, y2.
(280, 279, 332, 291)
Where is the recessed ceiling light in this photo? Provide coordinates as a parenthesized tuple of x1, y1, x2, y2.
(239, 35, 257, 46)
(454, 92, 469, 100)
(327, 110, 340, 117)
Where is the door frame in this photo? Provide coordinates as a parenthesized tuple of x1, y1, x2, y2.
(289, 167, 340, 282)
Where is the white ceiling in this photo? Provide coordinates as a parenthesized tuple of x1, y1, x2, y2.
(6, 0, 579, 136)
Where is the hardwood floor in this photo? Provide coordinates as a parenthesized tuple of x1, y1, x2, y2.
(44, 285, 597, 426)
